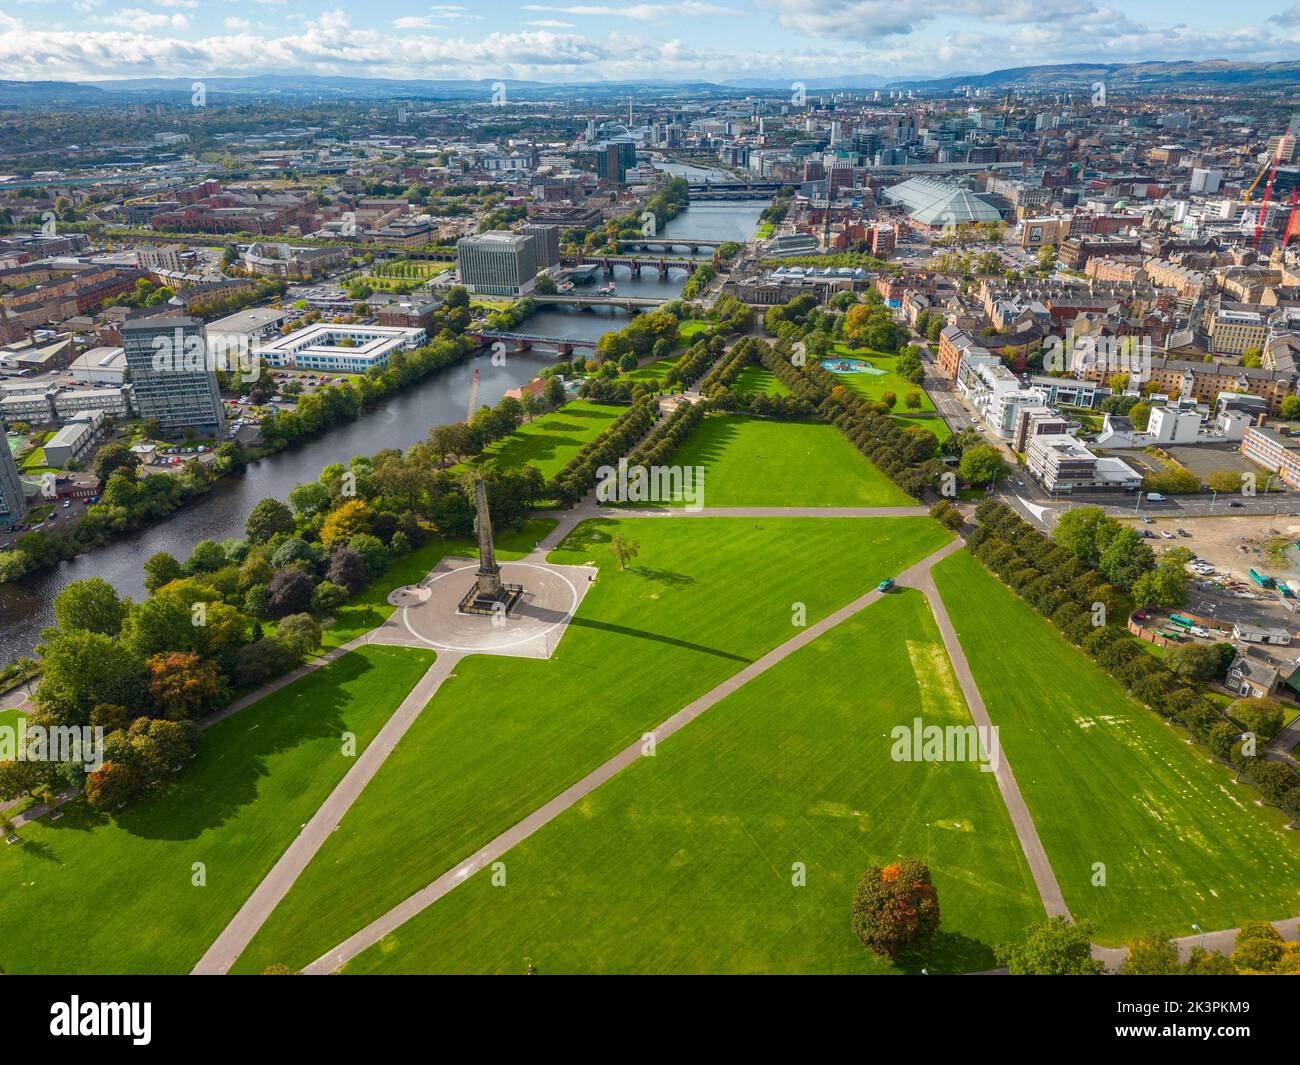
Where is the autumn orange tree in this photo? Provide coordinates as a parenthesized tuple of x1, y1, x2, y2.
(850, 857, 941, 960)
(146, 651, 224, 720)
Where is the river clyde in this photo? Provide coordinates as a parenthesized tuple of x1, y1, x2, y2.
(0, 196, 767, 664)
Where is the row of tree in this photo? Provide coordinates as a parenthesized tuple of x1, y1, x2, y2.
(969, 500, 1300, 823)
(549, 396, 661, 505)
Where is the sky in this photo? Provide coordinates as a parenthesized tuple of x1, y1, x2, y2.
(2, 0, 1300, 84)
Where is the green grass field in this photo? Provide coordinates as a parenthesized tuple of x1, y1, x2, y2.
(734, 365, 791, 397)
(826, 343, 937, 414)
(341, 590, 1041, 974)
(655, 413, 913, 508)
(322, 520, 555, 647)
(624, 354, 682, 385)
(232, 515, 954, 973)
(0, 645, 435, 974)
(933, 550, 1300, 944)
(472, 401, 624, 481)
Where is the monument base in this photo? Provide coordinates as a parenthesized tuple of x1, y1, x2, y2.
(457, 582, 525, 616)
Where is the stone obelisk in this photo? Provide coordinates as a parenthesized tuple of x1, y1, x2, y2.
(473, 475, 504, 602)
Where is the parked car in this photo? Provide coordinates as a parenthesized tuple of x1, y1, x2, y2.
(1228, 501, 1244, 508)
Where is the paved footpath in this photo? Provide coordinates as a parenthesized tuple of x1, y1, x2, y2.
(913, 566, 1071, 922)
(191, 650, 463, 974)
(301, 539, 967, 974)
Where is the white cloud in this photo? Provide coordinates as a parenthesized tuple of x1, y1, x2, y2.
(526, 19, 578, 27)
(522, 2, 743, 20)
(224, 16, 251, 32)
(98, 8, 190, 32)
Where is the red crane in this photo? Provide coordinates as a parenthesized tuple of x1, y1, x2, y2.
(1285, 186, 1300, 248)
(1251, 138, 1288, 249)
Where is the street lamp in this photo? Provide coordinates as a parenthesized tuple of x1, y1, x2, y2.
(1209, 489, 1217, 513)
(1192, 923, 1205, 949)
(1133, 490, 1144, 516)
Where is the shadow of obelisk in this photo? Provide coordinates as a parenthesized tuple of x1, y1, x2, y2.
(458, 474, 524, 616)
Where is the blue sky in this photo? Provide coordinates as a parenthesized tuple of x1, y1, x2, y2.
(2, 0, 1299, 82)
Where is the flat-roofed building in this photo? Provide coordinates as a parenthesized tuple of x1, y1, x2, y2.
(1026, 432, 1142, 493)
(43, 409, 104, 467)
(0, 419, 27, 525)
(456, 231, 538, 296)
(68, 346, 127, 385)
(121, 317, 225, 435)
(256, 323, 425, 373)
(1240, 424, 1300, 489)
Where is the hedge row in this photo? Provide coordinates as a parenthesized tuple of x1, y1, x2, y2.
(548, 396, 660, 504)
(625, 396, 707, 470)
(664, 336, 724, 391)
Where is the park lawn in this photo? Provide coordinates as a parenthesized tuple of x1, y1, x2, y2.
(892, 414, 952, 443)
(933, 550, 1300, 945)
(232, 515, 955, 972)
(341, 590, 1041, 975)
(678, 318, 710, 341)
(0, 645, 436, 974)
(734, 365, 791, 398)
(471, 401, 623, 481)
(322, 519, 556, 647)
(625, 354, 682, 384)
(657, 413, 913, 508)
(826, 342, 937, 415)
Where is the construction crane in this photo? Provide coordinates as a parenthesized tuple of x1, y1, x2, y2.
(1252, 150, 1284, 249)
(465, 365, 479, 424)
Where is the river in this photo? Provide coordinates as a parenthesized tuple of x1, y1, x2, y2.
(0, 199, 768, 664)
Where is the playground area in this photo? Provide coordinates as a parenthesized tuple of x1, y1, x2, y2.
(820, 357, 886, 375)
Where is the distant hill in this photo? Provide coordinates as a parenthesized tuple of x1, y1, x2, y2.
(886, 60, 1300, 91)
(1, 61, 1298, 109)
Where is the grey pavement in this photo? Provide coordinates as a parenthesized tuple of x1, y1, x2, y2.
(913, 567, 1072, 922)
(302, 538, 973, 974)
(191, 650, 463, 975)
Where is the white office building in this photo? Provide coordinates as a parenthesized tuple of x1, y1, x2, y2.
(256, 323, 426, 373)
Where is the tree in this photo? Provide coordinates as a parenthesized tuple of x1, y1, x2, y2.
(93, 441, 140, 483)
(276, 613, 322, 658)
(35, 629, 147, 726)
(234, 638, 297, 686)
(326, 547, 368, 595)
(84, 760, 144, 811)
(849, 857, 941, 960)
(958, 444, 1007, 487)
(52, 577, 126, 636)
(142, 551, 184, 594)
(904, 390, 923, 410)
(1127, 400, 1152, 432)
(1231, 921, 1284, 973)
(609, 533, 640, 572)
(1120, 931, 1179, 975)
(1130, 554, 1188, 609)
(1231, 697, 1286, 742)
(146, 651, 223, 720)
(288, 481, 330, 519)
(997, 917, 1104, 975)
(1052, 506, 1119, 565)
(267, 568, 315, 618)
(311, 580, 348, 616)
(321, 499, 372, 546)
(0, 758, 56, 803)
(1167, 643, 1227, 682)
(928, 499, 965, 531)
(245, 498, 296, 545)
(1097, 528, 1154, 590)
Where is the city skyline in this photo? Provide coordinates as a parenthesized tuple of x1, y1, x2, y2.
(2, 1, 1300, 84)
